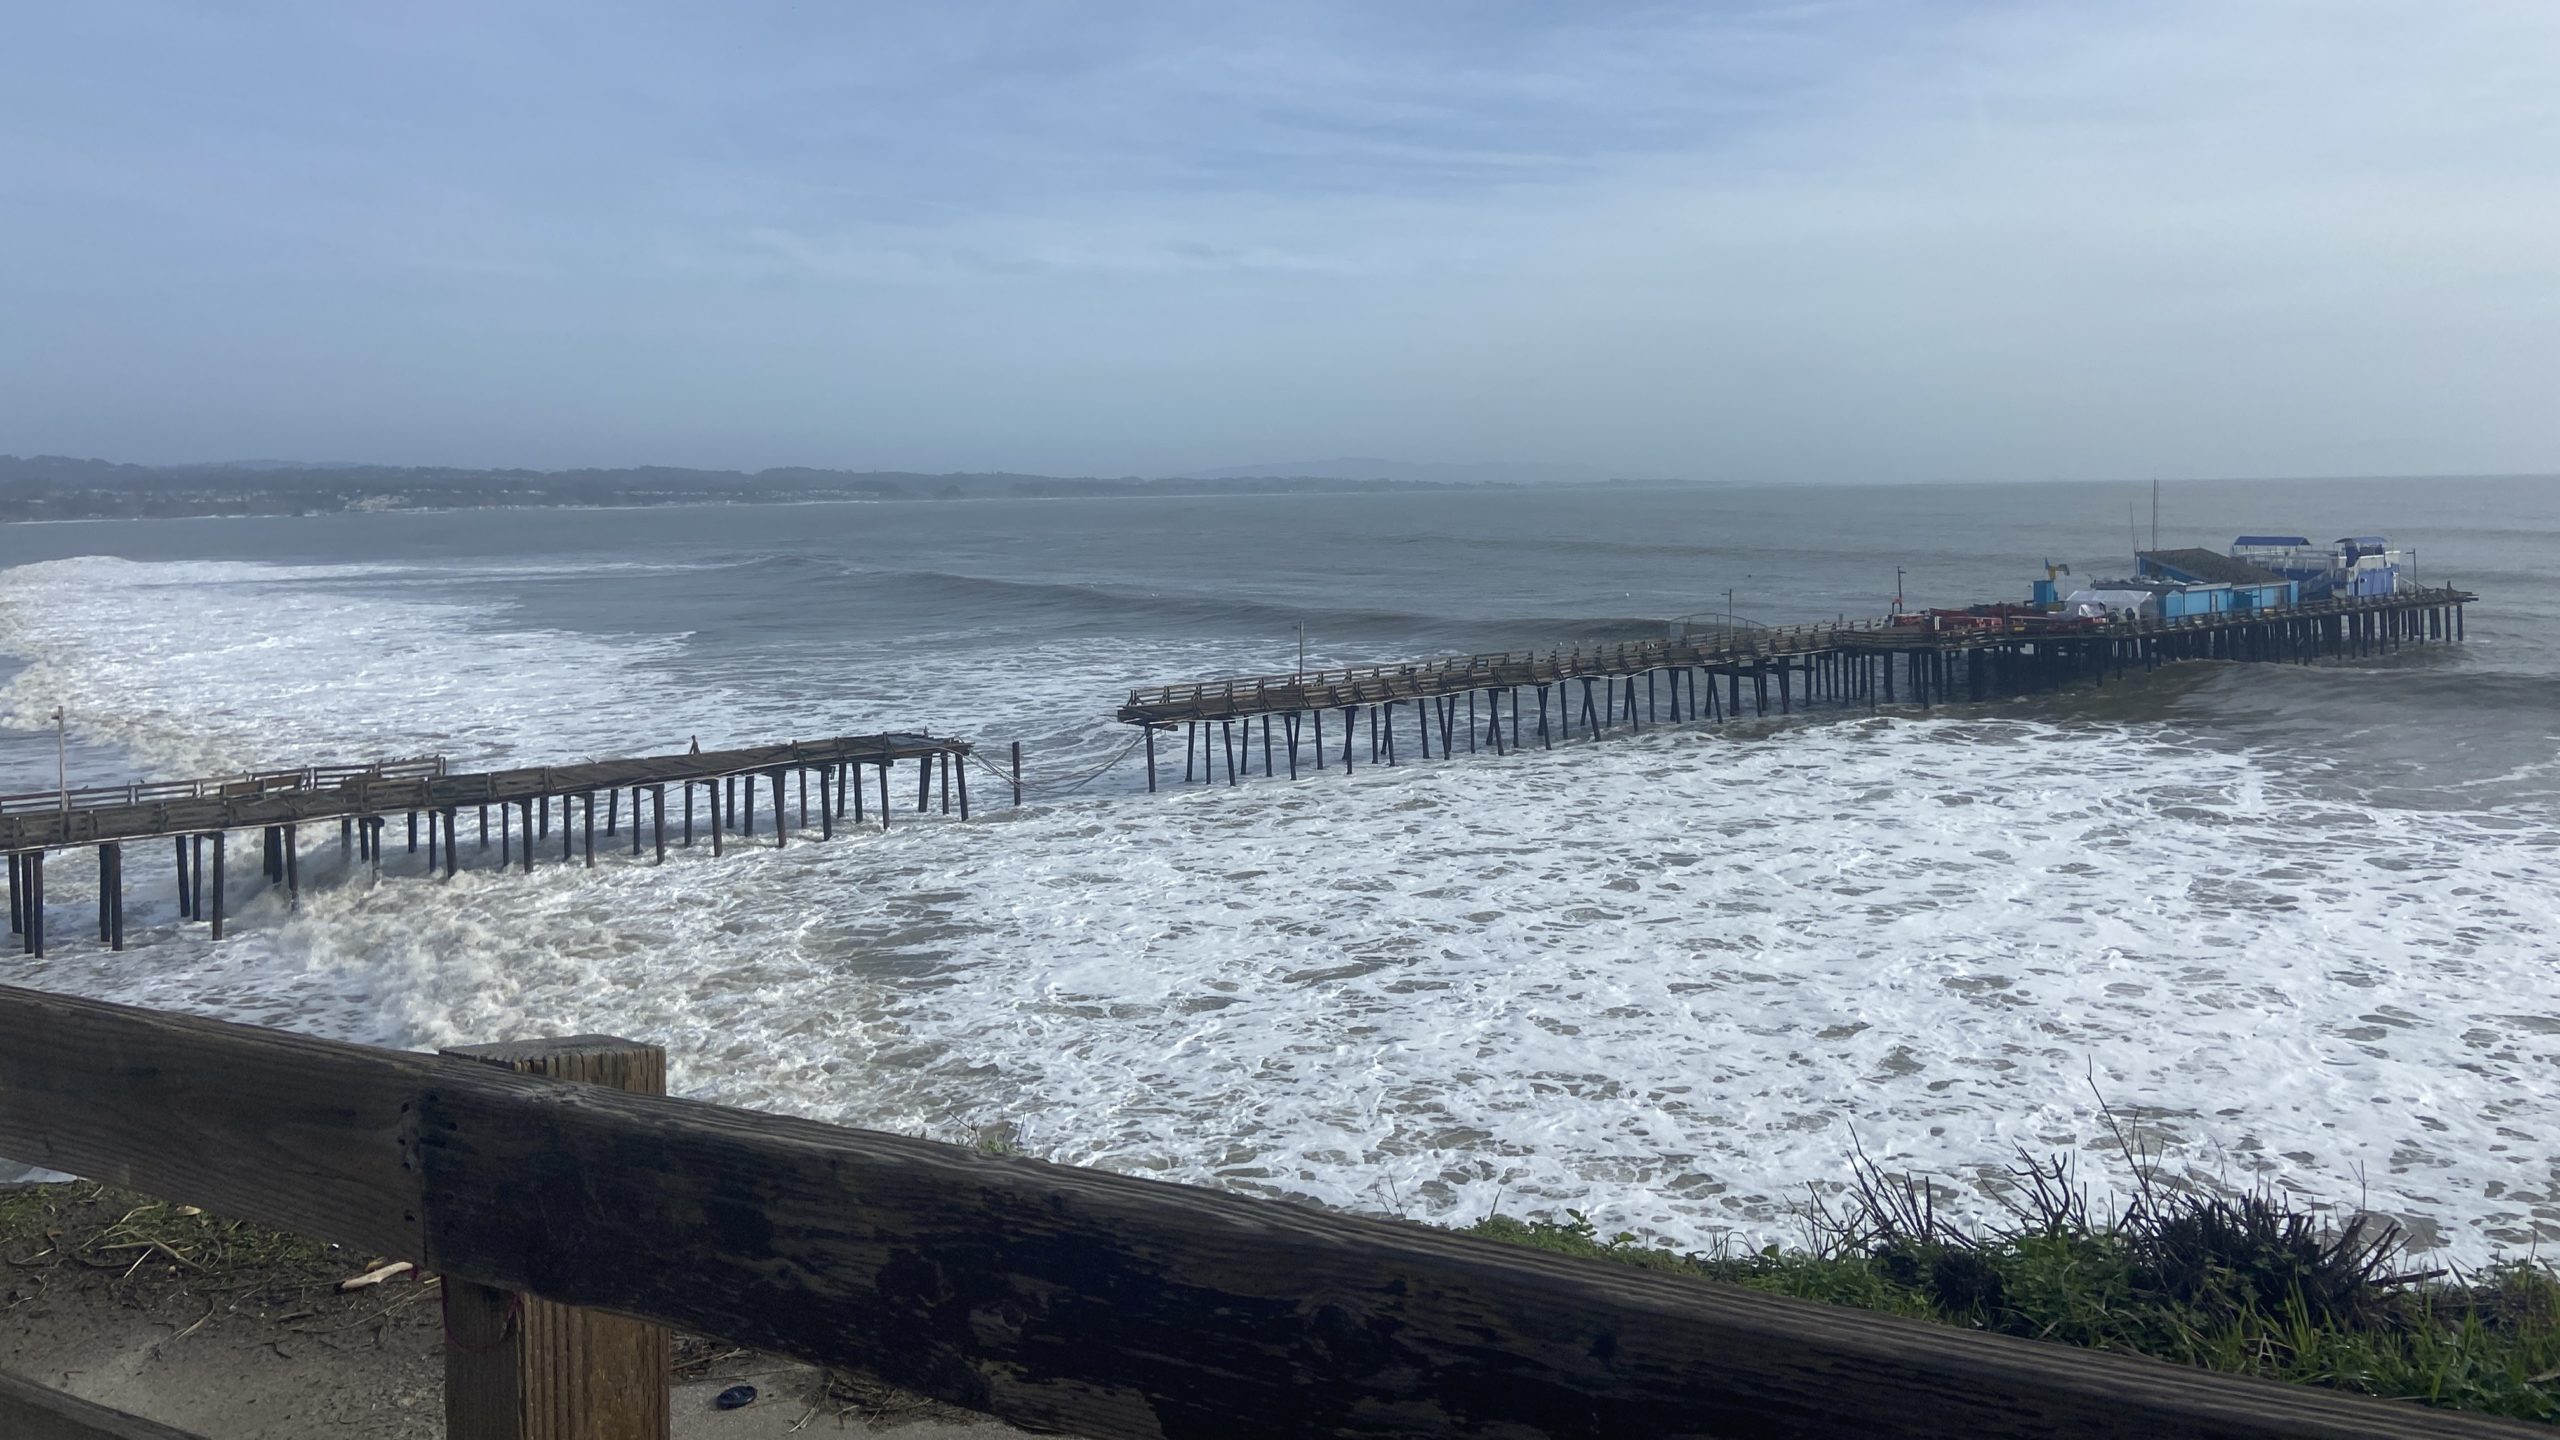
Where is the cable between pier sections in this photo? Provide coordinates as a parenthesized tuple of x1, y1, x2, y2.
(968, 732, 1147, 801)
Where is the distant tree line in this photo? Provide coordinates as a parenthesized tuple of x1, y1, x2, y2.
(0, 455, 1467, 522)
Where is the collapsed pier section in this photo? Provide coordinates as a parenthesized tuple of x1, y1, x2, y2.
(0, 732, 975, 957)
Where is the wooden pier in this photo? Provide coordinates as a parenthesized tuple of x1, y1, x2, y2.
(1117, 587, 2475, 789)
(1, 731, 975, 957)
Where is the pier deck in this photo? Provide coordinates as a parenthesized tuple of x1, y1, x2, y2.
(1117, 587, 2474, 790)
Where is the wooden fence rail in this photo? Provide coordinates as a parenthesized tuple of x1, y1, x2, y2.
(0, 1367, 210, 1440)
(0, 983, 2535, 1439)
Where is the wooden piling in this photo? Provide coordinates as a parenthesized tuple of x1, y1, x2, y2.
(209, 833, 225, 941)
(107, 844, 126, 950)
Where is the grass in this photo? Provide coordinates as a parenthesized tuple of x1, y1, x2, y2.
(1467, 1142, 2560, 1424)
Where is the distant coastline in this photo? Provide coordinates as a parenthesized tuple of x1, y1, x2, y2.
(0, 455, 1522, 524)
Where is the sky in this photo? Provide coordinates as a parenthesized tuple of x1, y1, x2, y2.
(2, 1, 2555, 481)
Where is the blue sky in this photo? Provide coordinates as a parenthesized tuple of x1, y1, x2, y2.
(3, 2, 2554, 479)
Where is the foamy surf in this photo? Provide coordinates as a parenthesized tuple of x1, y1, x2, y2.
(0, 551, 2552, 1266)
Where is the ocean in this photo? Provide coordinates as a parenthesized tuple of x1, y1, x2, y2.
(0, 475, 2551, 1261)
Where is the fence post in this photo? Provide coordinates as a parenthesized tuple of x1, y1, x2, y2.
(438, 1036, 671, 1440)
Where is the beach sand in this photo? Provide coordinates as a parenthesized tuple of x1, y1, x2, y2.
(1, 1182, 1040, 1439)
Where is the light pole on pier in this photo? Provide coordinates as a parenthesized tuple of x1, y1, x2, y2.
(52, 706, 66, 812)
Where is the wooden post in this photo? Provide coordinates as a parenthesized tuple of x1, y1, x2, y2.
(653, 787, 667, 863)
(22, 850, 37, 958)
(283, 825, 299, 907)
(1143, 729, 1156, 793)
(819, 768, 834, 840)
(1013, 742, 1024, 806)
(682, 783, 694, 847)
(583, 792, 596, 868)
(209, 833, 225, 941)
(877, 757, 891, 831)
(440, 1035, 673, 1440)
(771, 770, 788, 846)
(955, 753, 970, 820)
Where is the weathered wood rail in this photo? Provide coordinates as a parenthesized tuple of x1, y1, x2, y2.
(1118, 588, 2474, 790)
(2, 732, 975, 958)
(0, 756, 447, 817)
(0, 983, 2538, 1440)
(0, 1367, 210, 1440)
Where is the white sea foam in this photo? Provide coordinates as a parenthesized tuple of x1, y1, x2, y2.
(2, 557, 2555, 1263)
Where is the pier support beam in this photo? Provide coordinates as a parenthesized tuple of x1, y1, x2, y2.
(23, 851, 41, 958)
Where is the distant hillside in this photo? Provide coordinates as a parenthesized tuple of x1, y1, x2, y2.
(0, 456, 1475, 522)
(1175, 457, 1619, 486)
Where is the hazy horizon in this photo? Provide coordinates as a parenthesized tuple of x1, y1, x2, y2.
(5, 3, 2554, 482)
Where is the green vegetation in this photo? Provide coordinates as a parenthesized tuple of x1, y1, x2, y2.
(1469, 1146, 2560, 1424)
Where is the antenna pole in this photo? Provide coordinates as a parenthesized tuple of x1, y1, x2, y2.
(2151, 478, 2160, 554)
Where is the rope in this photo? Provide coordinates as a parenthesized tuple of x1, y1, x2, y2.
(971, 733, 1146, 801)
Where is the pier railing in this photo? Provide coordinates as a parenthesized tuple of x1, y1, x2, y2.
(0, 983, 2526, 1440)
(1120, 621, 1864, 720)
(0, 756, 447, 816)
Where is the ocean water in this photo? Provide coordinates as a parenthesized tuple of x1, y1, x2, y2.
(0, 476, 2552, 1261)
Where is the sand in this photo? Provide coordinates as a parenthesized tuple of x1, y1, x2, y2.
(0, 1182, 1040, 1439)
